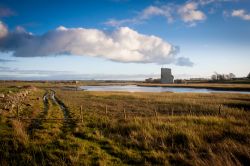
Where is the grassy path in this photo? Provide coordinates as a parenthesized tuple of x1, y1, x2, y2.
(28, 91, 49, 136)
(50, 90, 77, 135)
(25, 90, 76, 165)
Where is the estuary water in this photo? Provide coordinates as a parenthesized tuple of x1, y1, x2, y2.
(79, 85, 250, 94)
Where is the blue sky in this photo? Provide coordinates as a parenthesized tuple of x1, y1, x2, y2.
(0, 0, 250, 80)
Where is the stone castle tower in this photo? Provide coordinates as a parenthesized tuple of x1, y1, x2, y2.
(161, 68, 174, 84)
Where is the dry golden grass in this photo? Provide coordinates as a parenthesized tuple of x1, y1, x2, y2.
(11, 120, 29, 146)
(55, 90, 250, 165)
(0, 81, 250, 165)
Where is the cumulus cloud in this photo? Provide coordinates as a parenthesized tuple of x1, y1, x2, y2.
(231, 9, 250, 21)
(105, 0, 238, 27)
(0, 21, 8, 38)
(105, 1, 207, 27)
(178, 2, 206, 24)
(0, 22, 193, 66)
(140, 6, 173, 22)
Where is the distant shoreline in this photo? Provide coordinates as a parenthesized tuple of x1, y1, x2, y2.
(137, 83, 250, 92)
(1, 80, 250, 92)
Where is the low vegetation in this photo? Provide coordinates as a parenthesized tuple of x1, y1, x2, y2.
(0, 81, 250, 165)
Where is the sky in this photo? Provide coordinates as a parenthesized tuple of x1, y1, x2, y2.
(0, 0, 250, 80)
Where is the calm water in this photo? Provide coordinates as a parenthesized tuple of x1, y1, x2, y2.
(79, 85, 250, 94)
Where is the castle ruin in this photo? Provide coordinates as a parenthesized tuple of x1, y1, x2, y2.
(161, 68, 174, 84)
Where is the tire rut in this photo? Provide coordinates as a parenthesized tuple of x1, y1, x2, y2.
(28, 91, 49, 136)
(50, 90, 76, 135)
(27, 89, 76, 139)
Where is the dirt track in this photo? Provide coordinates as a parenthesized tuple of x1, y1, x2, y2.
(28, 89, 76, 137)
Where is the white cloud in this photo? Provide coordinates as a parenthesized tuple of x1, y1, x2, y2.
(0, 21, 8, 38)
(105, 1, 207, 27)
(195, 0, 237, 5)
(105, 0, 238, 27)
(141, 6, 165, 18)
(105, 18, 139, 27)
(232, 9, 250, 21)
(140, 6, 173, 22)
(105, 5, 173, 27)
(0, 23, 193, 66)
(178, 2, 206, 23)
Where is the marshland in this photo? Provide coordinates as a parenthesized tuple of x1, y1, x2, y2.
(0, 81, 249, 165)
(1, 0, 250, 165)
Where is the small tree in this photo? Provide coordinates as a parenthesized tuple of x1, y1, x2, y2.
(229, 73, 236, 79)
(211, 74, 217, 80)
(212, 72, 236, 80)
(247, 72, 250, 79)
(217, 74, 225, 80)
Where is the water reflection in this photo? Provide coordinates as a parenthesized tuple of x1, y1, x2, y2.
(79, 85, 250, 94)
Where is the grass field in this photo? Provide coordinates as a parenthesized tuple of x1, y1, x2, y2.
(0, 81, 250, 165)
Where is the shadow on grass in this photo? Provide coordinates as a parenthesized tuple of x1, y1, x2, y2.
(51, 90, 77, 136)
(224, 103, 250, 111)
(28, 91, 49, 136)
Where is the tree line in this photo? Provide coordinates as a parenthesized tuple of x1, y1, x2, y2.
(211, 72, 250, 80)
